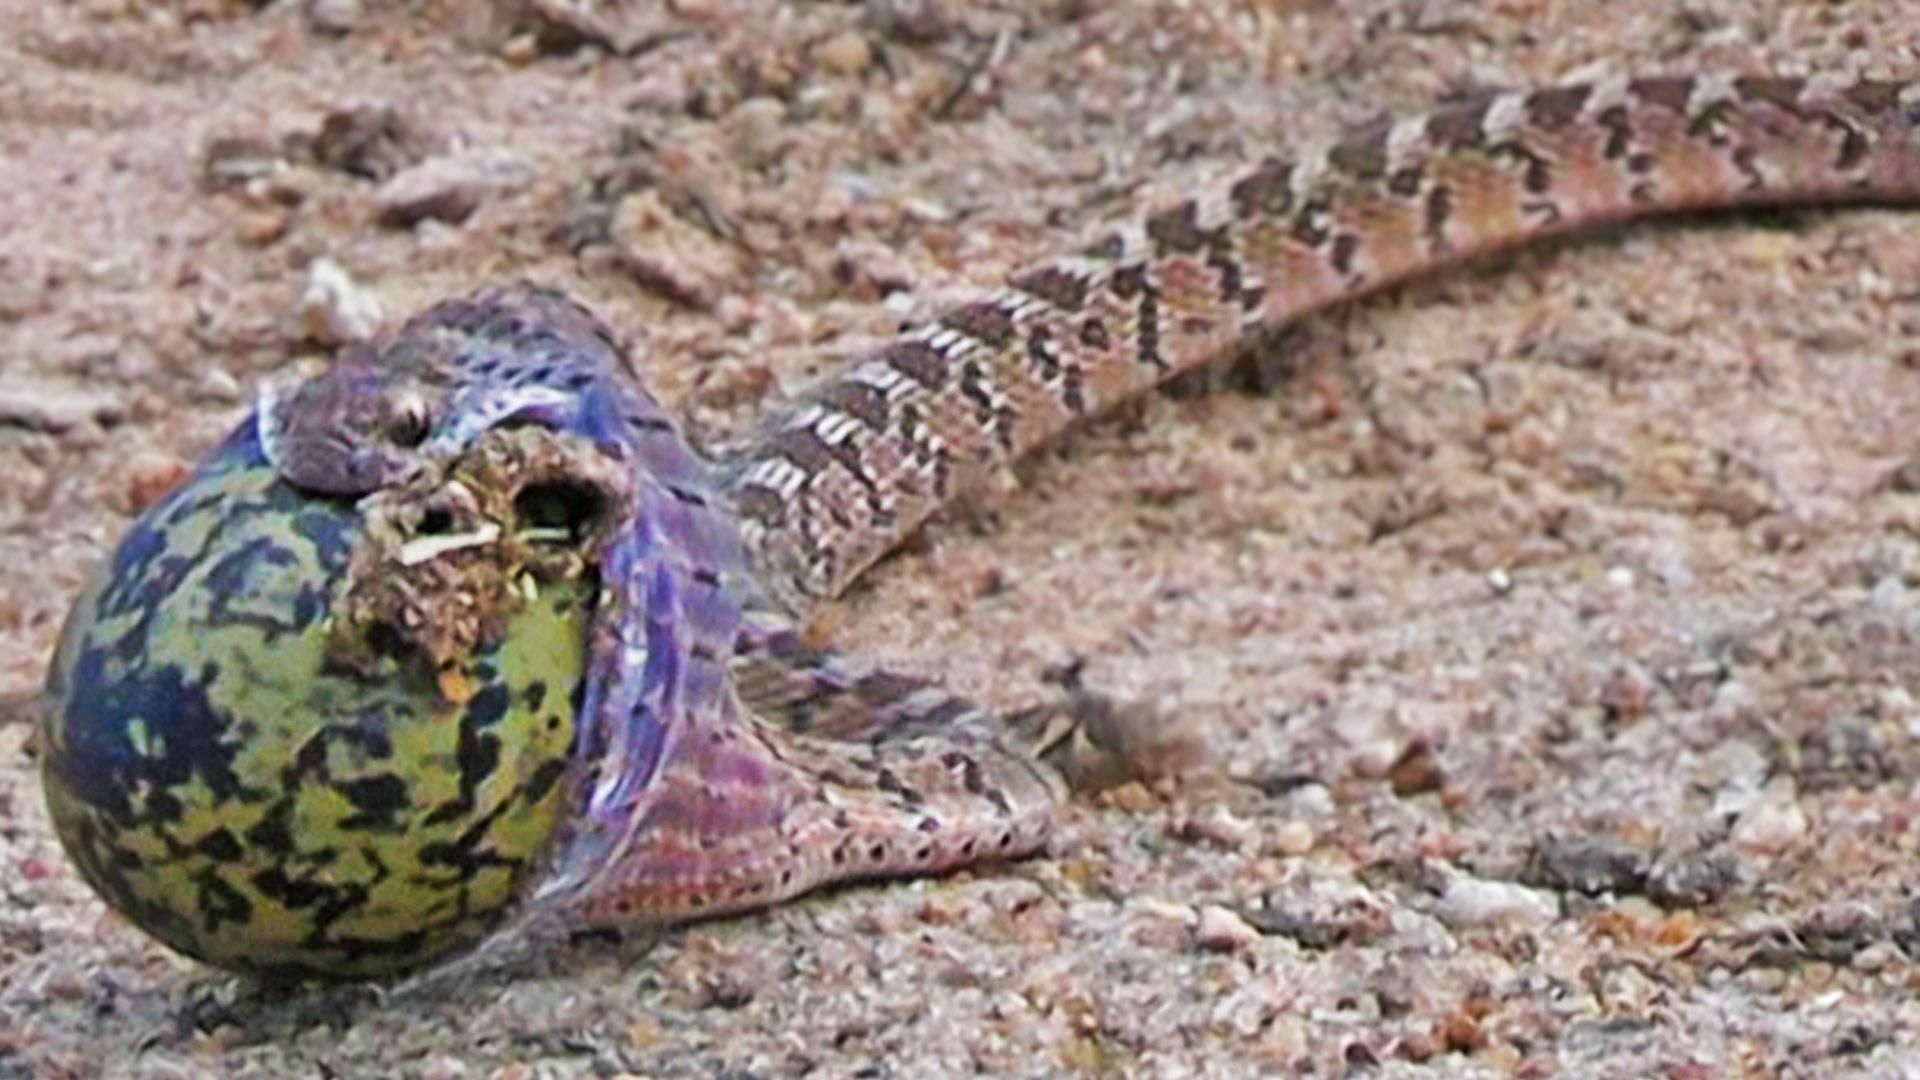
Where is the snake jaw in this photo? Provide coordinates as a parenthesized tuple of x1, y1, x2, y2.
(259, 359, 424, 497)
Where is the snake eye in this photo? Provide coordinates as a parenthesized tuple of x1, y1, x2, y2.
(386, 394, 432, 448)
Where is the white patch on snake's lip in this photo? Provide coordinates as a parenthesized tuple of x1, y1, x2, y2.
(253, 383, 289, 464)
(396, 522, 502, 566)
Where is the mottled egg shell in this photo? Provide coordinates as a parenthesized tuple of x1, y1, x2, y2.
(39, 423, 589, 980)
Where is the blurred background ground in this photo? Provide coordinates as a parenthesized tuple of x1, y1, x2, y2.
(6, 1, 1920, 1076)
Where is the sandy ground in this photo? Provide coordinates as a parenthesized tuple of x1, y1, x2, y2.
(7, 0, 1920, 1076)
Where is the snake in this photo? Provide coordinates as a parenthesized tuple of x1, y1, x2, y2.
(37, 72, 1920, 980)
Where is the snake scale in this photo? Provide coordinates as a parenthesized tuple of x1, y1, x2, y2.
(38, 71, 1920, 980)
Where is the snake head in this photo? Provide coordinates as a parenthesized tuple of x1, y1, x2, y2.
(260, 283, 634, 497)
(259, 352, 438, 496)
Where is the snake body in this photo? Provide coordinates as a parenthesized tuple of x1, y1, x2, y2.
(39, 72, 1920, 979)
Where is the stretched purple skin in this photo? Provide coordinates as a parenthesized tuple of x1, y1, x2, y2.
(265, 287, 760, 915)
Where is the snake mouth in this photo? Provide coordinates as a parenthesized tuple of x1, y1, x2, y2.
(327, 427, 636, 696)
(513, 477, 609, 549)
(387, 475, 612, 568)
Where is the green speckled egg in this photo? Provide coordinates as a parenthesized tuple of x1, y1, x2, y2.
(39, 423, 590, 979)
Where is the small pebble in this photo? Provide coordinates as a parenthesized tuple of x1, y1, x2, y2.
(197, 367, 243, 404)
(294, 257, 383, 346)
(305, 0, 364, 34)
(374, 150, 532, 228)
(1731, 797, 1808, 855)
(1877, 686, 1913, 718)
(1349, 737, 1404, 780)
(1732, 230, 1799, 267)
(42, 968, 86, 1000)
(1272, 819, 1316, 857)
(202, 136, 283, 191)
(868, 0, 950, 42)
(119, 451, 192, 514)
(1398, 1029, 1443, 1063)
(237, 208, 288, 245)
(725, 96, 790, 160)
(1706, 678, 1758, 724)
(1194, 904, 1261, 953)
(815, 31, 874, 77)
(1388, 740, 1445, 797)
(501, 33, 540, 65)
(311, 105, 421, 182)
(132, 1056, 200, 1080)
(0, 381, 124, 433)
(1126, 896, 1194, 922)
(1654, 910, 1699, 947)
(420, 1057, 468, 1080)
(609, 189, 744, 310)
(627, 1017, 662, 1049)
(1852, 941, 1900, 974)
(1125, 897, 1195, 949)
(1436, 872, 1559, 929)
(1182, 806, 1256, 850)
(1743, 966, 1788, 992)
(259, 166, 320, 207)
(17, 856, 59, 882)
(1100, 780, 1156, 813)
(1439, 1008, 1489, 1052)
